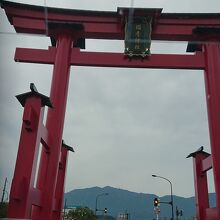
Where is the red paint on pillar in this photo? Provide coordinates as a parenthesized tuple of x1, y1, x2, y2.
(203, 42, 220, 220)
(32, 34, 73, 220)
(52, 146, 70, 220)
(7, 97, 45, 218)
(192, 153, 209, 220)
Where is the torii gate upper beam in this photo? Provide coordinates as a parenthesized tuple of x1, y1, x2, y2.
(1, 0, 220, 41)
(2, 0, 220, 70)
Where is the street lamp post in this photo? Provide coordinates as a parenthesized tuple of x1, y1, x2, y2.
(152, 174, 174, 220)
(95, 193, 109, 215)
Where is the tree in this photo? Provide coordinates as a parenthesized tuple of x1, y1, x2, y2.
(67, 207, 96, 220)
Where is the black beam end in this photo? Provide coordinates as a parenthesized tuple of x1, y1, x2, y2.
(186, 146, 210, 158)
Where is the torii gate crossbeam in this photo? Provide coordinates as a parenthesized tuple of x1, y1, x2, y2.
(1, 1, 220, 220)
(14, 47, 205, 69)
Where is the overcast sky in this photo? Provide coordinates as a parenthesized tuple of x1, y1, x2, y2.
(0, 0, 220, 200)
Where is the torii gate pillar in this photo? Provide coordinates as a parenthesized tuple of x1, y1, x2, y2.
(31, 24, 79, 220)
(187, 28, 220, 219)
(203, 42, 220, 220)
(7, 84, 52, 219)
(7, 23, 78, 220)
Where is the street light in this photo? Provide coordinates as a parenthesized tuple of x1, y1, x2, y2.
(152, 174, 174, 220)
(95, 193, 109, 215)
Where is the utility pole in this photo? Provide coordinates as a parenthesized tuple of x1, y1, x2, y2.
(62, 198, 67, 220)
(1, 177, 8, 204)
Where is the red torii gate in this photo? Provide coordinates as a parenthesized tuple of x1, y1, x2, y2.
(1, 1, 220, 220)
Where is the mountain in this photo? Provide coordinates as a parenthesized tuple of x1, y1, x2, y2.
(64, 186, 216, 220)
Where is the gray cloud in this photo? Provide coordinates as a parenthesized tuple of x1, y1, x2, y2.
(63, 64, 210, 196)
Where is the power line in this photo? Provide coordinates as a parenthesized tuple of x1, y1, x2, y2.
(0, 31, 16, 35)
(0, 31, 50, 38)
(44, 0, 49, 35)
(127, 0, 135, 40)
